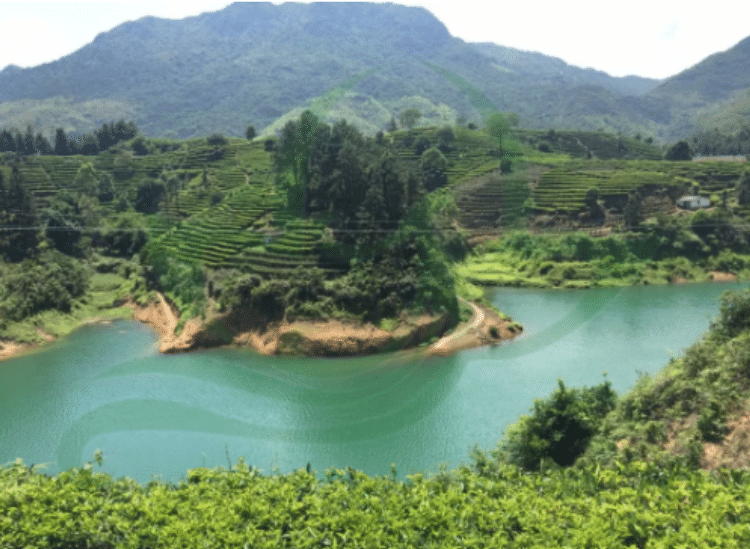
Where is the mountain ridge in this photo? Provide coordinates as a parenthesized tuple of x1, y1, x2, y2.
(0, 2, 746, 142)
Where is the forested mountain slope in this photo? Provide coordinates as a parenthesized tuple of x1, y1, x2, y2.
(0, 1, 695, 141)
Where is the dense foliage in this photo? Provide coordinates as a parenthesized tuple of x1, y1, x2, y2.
(462, 207, 750, 289)
(573, 288, 750, 470)
(692, 124, 750, 157)
(0, 120, 137, 156)
(0, 250, 89, 325)
(4, 453, 750, 547)
(499, 379, 617, 470)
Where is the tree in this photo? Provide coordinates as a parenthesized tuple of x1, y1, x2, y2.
(436, 125, 455, 152)
(0, 130, 14, 152)
(375, 152, 407, 224)
(80, 134, 99, 155)
(585, 187, 601, 209)
(399, 108, 421, 131)
(500, 379, 617, 470)
(114, 119, 138, 142)
(275, 110, 320, 217)
(486, 112, 511, 152)
(420, 147, 448, 192)
(386, 117, 398, 132)
(245, 125, 256, 140)
(74, 163, 99, 196)
(665, 140, 693, 161)
(737, 172, 750, 206)
(34, 133, 52, 155)
(0, 162, 38, 261)
(624, 190, 642, 229)
(20, 125, 35, 156)
(134, 180, 165, 214)
(413, 136, 431, 156)
(53, 128, 70, 156)
(42, 191, 83, 255)
(95, 122, 116, 151)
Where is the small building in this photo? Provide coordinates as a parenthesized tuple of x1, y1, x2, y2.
(676, 195, 711, 210)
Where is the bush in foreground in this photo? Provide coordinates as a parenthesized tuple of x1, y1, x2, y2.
(3, 455, 750, 548)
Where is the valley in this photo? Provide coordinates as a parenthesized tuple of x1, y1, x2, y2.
(4, 3, 750, 546)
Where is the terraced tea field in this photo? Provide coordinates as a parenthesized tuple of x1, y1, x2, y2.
(390, 126, 500, 186)
(530, 160, 748, 213)
(515, 129, 663, 160)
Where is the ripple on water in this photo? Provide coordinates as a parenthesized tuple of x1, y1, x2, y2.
(1, 283, 745, 482)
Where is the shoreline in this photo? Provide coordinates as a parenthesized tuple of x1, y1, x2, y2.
(0, 293, 520, 362)
(130, 293, 521, 357)
(1, 272, 741, 363)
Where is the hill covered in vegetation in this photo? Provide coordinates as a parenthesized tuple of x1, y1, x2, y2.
(2, 112, 525, 356)
(0, 1, 709, 142)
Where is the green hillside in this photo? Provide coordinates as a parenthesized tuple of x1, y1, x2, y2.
(0, 1, 702, 143)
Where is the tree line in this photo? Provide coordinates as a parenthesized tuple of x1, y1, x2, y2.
(691, 125, 750, 157)
(0, 119, 138, 156)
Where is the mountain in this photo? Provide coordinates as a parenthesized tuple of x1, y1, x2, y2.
(0, 2, 743, 143)
(651, 35, 750, 103)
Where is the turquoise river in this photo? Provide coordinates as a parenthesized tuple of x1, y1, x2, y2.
(0, 283, 745, 482)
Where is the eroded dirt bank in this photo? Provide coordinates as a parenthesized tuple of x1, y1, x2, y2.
(129, 293, 521, 358)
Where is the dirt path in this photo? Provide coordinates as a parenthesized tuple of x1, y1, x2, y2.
(432, 297, 485, 351)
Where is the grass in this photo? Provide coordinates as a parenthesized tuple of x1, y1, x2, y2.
(459, 237, 750, 290)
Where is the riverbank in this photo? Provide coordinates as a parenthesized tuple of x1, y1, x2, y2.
(131, 293, 521, 357)
(460, 245, 745, 290)
(0, 291, 519, 362)
(428, 298, 522, 356)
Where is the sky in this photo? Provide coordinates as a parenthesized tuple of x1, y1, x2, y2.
(0, 1, 747, 79)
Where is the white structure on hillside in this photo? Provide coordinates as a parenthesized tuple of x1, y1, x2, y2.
(676, 195, 711, 210)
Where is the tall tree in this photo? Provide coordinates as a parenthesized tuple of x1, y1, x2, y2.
(420, 147, 448, 192)
(486, 112, 511, 153)
(245, 125, 256, 140)
(624, 190, 643, 229)
(275, 110, 320, 216)
(80, 134, 99, 155)
(399, 108, 421, 131)
(22, 125, 35, 156)
(0, 130, 14, 152)
(95, 122, 116, 151)
(1, 161, 38, 261)
(665, 140, 693, 161)
(375, 152, 407, 224)
(34, 133, 52, 155)
(54, 128, 70, 156)
(737, 172, 750, 206)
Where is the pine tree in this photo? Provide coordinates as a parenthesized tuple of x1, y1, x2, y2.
(34, 133, 52, 155)
(54, 128, 70, 156)
(1, 162, 38, 261)
(624, 191, 642, 229)
(737, 172, 750, 206)
(0, 129, 14, 152)
(22, 125, 35, 156)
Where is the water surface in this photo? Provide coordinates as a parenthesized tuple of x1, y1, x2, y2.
(0, 283, 742, 482)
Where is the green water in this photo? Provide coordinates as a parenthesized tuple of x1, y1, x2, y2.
(0, 283, 743, 482)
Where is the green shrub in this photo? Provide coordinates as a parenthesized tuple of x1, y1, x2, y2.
(206, 133, 228, 145)
(711, 289, 750, 340)
(499, 378, 617, 470)
(0, 250, 90, 322)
